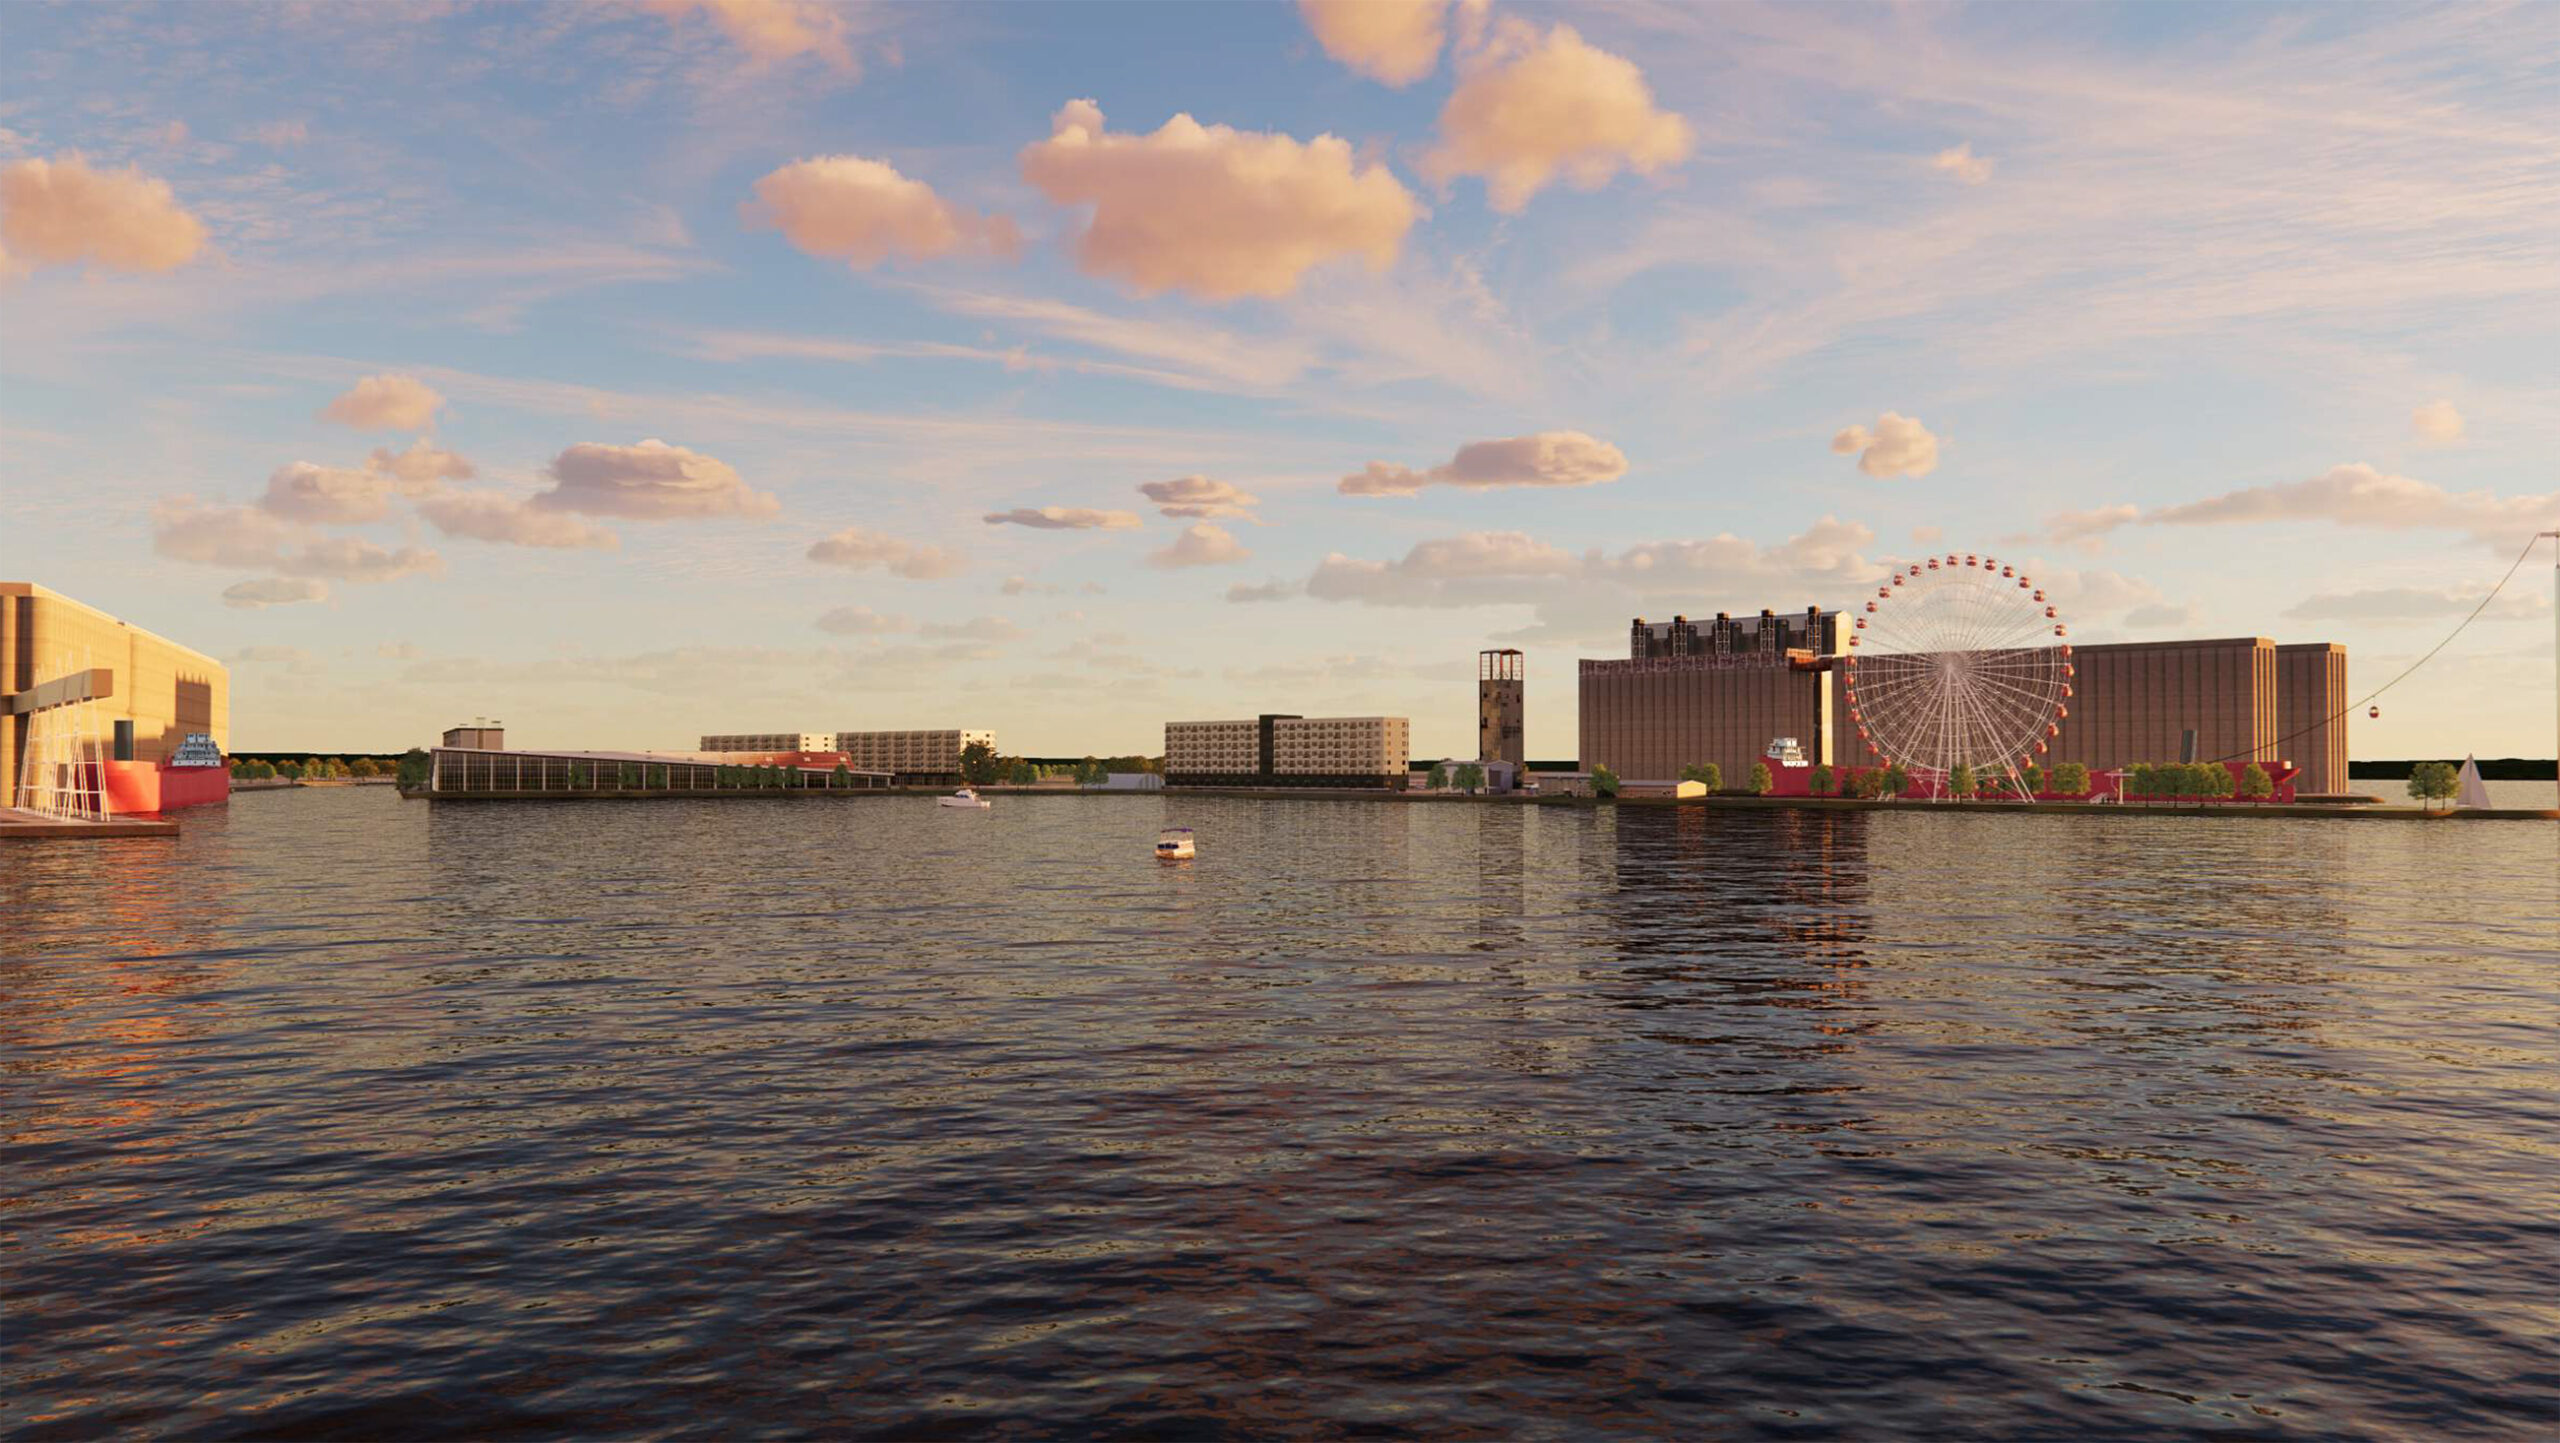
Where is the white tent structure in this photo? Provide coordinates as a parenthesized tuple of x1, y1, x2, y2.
(2455, 755, 2493, 810)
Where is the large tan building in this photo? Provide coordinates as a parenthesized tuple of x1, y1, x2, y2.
(833, 729, 995, 781)
(1579, 607, 1842, 783)
(2276, 643, 2350, 796)
(1166, 714, 1410, 788)
(3, 583, 228, 807)
(700, 731, 834, 753)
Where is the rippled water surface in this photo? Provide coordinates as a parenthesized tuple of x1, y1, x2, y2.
(5, 788, 2556, 1439)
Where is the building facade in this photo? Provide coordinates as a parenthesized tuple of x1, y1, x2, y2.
(1581, 606, 1841, 783)
(1478, 649, 1525, 768)
(1166, 714, 1410, 788)
(832, 728, 996, 783)
(700, 731, 833, 754)
(4, 583, 229, 808)
(2044, 637, 2278, 777)
(2274, 643, 2350, 796)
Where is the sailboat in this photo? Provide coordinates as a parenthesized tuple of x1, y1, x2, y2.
(2455, 756, 2493, 810)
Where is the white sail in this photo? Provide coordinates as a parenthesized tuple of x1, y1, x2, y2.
(2455, 755, 2492, 810)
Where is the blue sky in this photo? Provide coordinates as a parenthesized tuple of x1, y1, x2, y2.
(2, 0, 2553, 758)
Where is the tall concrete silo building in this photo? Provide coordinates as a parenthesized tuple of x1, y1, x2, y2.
(1479, 649, 1525, 767)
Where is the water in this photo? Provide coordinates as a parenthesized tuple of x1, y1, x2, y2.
(5, 788, 2555, 1439)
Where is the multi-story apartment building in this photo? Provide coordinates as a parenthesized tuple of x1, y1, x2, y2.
(700, 732, 834, 754)
(832, 729, 996, 784)
(1165, 714, 1410, 789)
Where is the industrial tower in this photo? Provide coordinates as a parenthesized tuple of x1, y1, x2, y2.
(1478, 649, 1525, 767)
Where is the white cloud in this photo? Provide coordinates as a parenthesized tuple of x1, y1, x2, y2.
(1932, 144, 1994, 185)
(1299, 0, 1446, 86)
(814, 605, 911, 635)
(258, 461, 393, 524)
(1829, 413, 1940, 479)
(1019, 98, 1420, 301)
(1424, 19, 1692, 213)
(0, 153, 207, 274)
(2038, 504, 2141, 553)
(2410, 400, 2465, 444)
(1147, 522, 1251, 569)
(2146, 463, 2555, 549)
(320, 374, 444, 432)
(275, 537, 444, 584)
(1139, 475, 1260, 519)
(221, 577, 328, 609)
(745, 155, 1019, 267)
(534, 439, 779, 519)
(807, 526, 967, 579)
(1307, 530, 1579, 605)
(981, 506, 1142, 530)
(1227, 578, 1297, 603)
(417, 491, 620, 549)
(1339, 430, 1627, 496)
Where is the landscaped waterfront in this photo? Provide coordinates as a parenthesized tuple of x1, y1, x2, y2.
(4, 787, 2553, 1438)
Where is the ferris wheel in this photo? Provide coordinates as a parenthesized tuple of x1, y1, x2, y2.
(1843, 553, 2073, 795)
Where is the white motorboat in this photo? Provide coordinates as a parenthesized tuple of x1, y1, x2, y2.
(939, 787, 992, 809)
(1156, 827, 1195, 860)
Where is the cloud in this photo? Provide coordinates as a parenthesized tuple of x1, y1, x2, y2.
(2146, 463, 2555, 549)
(365, 438, 475, 491)
(2410, 400, 2465, 444)
(417, 491, 620, 549)
(534, 439, 779, 519)
(1226, 578, 1298, 603)
(2124, 602, 2203, 629)
(1423, 20, 1692, 213)
(1299, 0, 1446, 86)
(320, 374, 444, 432)
(1019, 98, 1420, 301)
(250, 119, 310, 147)
(641, 0, 856, 71)
(276, 537, 444, 583)
(0, 153, 207, 274)
(2283, 584, 2547, 625)
(814, 605, 911, 635)
(919, 616, 1024, 642)
(1148, 522, 1252, 569)
(258, 461, 394, 524)
(1932, 144, 1994, 185)
(1911, 525, 1945, 545)
(981, 506, 1143, 530)
(1307, 530, 1578, 605)
(1339, 430, 1627, 496)
(2037, 503, 2140, 553)
(745, 155, 1020, 268)
(152, 498, 306, 569)
(221, 577, 329, 609)
(807, 526, 967, 579)
(1829, 412, 1940, 479)
(1138, 475, 1261, 519)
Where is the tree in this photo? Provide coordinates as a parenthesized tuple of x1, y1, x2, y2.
(2019, 762, 2045, 796)
(2236, 762, 2272, 800)
(1808, 763, 1834, 796)
(1881, 762, 1910, 798)
(2407, 760, 2458, 811)
(2051, 761, 2088, 798)
(1007, 759, 1038, 786)
(833, 762, 852, 789)
(251, 760, 277, 780)
(960, 740, 1001, 786)
(1949, 762, 1977, 798)
(1428, 762, 1451, 790)
(1590, 764, 1619, 798)
(1454, 762, 1485, 792)
(1747, 761, 1774, 795)
(569, 762, 591, 789)
(1679, 762, 1722, 791)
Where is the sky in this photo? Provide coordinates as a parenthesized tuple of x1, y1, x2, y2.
(1, 0, 2554, 760)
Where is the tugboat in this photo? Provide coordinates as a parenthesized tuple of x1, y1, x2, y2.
(938, 787, 992, 809)
(1155, 827, 1195, 860)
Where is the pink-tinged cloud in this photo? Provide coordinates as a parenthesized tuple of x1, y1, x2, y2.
(981, 506, 1142, 530)
(534, 439, 779, 519)
(746, 155, 1020, 267)
(1226, 578, 1297, 603)
(0, 153, 207, 274)
(1139, 475, 1260, 519)
(1147, 522, 1250, 569)
(221, 577, 329, 609)
(259, 461, 395, 525)
(2410, 400, 2465, 444)
(1299, 0, 1446, 86)
(2036, 504, 2140, 552)
(814, 605, 910, 635)
(1932, 144, 1994, 185)
(2146, 463, 2555, 549)
(366, 439, 476, 492)
(152, 498, 305, 569)
(642, 0, 855, 72)
(1339, 430, 1627, 496)
(1424, 21, 1692, 213)
(1308, 530, 1578, 605)
(807, 526, 967, 579)
(2283, 584, 2547, 625)
(320, 373, 445, 432)
(1830, 412, 1940, 478)
(1019, 99, 1420, 301)
(277, 537, 442, 583)
(418, 491, 621, 549)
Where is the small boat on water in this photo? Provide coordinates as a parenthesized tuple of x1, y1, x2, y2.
(1156, 827, 1195, 860)
(939, 787, 991, 809)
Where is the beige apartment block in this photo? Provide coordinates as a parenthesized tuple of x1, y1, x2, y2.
(3, 583, 228, 807)
(1272, 716, 1410, 778)
(1164, 719, 1260, 776)
(2275, 643, 2350, 795)
(832, 729, 996, 778)
(699, 732, 834, 753)
(1166, 714, 1410, 787)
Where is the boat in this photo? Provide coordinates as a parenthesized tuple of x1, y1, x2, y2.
(1156, 827, 1195, 860)
(938, 787, 991, 809)
(1764, 736, 1809, 769)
